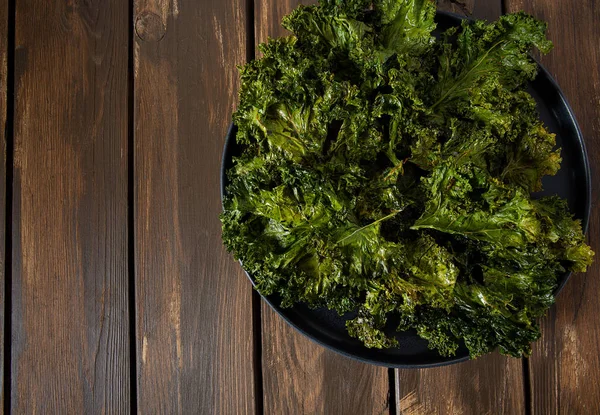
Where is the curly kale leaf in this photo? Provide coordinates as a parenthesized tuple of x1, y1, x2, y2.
(432, 13, 552, 110)
(412, 163, 542, 247)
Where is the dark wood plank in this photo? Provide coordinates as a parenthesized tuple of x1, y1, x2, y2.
(133, 0, 255, 413)
(0, 0, 7, 409)
(505, 0, 600, 412)
(11, 0, 130, 412)
(396, 355, 525, 414)
(254, 1, 389, 413)
(395, 2, 526, 414)
(261, 318, 389, 414)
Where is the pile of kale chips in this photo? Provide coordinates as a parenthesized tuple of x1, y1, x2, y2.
(221, 0, 594, 358)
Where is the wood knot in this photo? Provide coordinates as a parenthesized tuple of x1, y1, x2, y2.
(135, 11, 166, 42)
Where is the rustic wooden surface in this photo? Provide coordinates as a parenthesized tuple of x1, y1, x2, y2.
(10, 0, 131, 412)
(0, 0, 7, 409)
(396, 355, 526, 415)
(0, 0, 597, 414)
(133, 0, 255, 413)
(505, 0, 600, 413)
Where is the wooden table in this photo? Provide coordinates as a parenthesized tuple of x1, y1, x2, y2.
(0, 0, 598, 413)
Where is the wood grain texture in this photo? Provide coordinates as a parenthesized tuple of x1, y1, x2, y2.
(0, 0, 7, 409)
(262, 318, 390, 415)
(396, 354, 526, 415)
(255, 1, 389, 413)
(395, 3, 526, 414)
(11, 0, 130, 412)
(505, 0, 600, 413)
(133, 0, 255, 413)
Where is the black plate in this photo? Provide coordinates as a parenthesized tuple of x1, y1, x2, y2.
(220, 12, 591, 368)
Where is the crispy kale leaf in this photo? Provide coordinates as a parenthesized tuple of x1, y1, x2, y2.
(221, 0, 594, 359)
(431, 13, 553, 109)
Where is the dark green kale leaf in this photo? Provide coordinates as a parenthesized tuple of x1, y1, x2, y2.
(375, 0, 437, 57)
(431, 12, 553, 110)
(221, 0, 594, 360)
(412, 162, 542, 248)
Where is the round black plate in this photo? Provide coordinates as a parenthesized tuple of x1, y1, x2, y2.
(220, 11, 591, 368)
